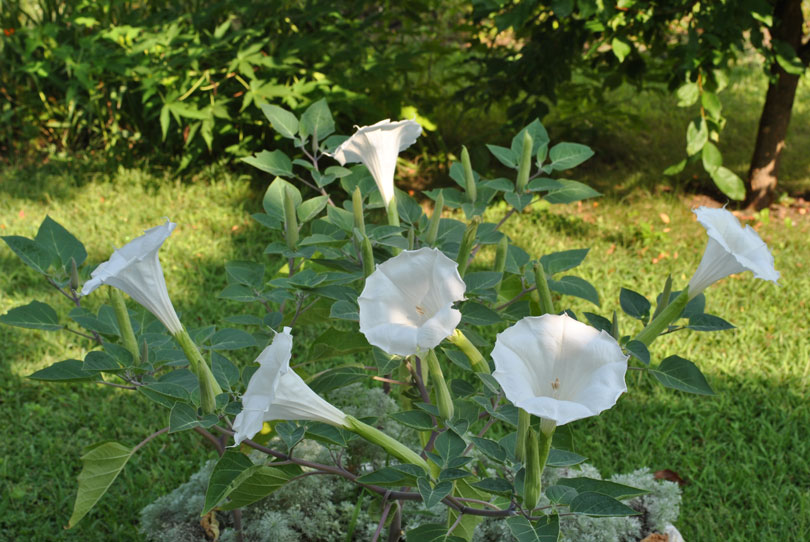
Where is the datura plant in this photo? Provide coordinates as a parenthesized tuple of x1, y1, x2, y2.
(1, 99, 778, 541)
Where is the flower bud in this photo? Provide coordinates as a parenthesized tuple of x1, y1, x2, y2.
(461, 146, 476, 203)
(516, 130, 533, 194)
(283, 186, 299, 250)
(425, 191, 444, 247)
(455, 217, 480, 277)
(352, 186, 365, 235)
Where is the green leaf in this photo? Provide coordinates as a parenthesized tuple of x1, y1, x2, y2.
(619, 288, 651, 320)
(391, 410, 435, 431)
(68, 442, 134, 527)
(702, 142, 723, 171)
(203, 451, 257, 514)
(686, 117, 708, 156)
(225, 261, 265, 288)
(297, 196, 329, 223)
(29, 359, 97, 382)
(611, 37, 631, 62)
(557, 477, 647, 499)
(2, 235, 54, 274)
(35, 216, 87, 268)
(169, 402, 202, 433)
(486, 144, 517, 168)
(540, 249, 589, 276)
(0, 300, 61, 330)
(688, 313, 735, 332)
(417, 477, 454, 508)
(547, 276, 600, 306)
(219, 465, 292, 510)
(209, 328, 257, 350)
(709, 166, 746, 201)
(568, 491, 639, 517)
(549, 142, 594, 171)
(242, 149, 293, 177)
(299, 98, 335, 141)
(676, 82, 699, 107)
(544, 180, 601, 204)
(260, 104, 298, 138)
(650, 355, 715, 395)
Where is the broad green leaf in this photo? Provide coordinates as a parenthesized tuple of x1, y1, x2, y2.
(225, 261, 265, 288)
(2, 235, 54, 274)
(688, 313, 735, 332)
(611, 37, 631, 62)
(650, 355, 715, 395)
(686, 117, 708, 156)
(260, 104, 298, 138)
(209, 328, 256, 350)
(29, 359, 97, 382)
(203, 450, 255, 514)
(701, 142, 723, 171)
(709, 166, 745, 201)
(242, 149, 293, 177)
(35, 216, 87, 268)
(557, 477, 647, 499)
(540, 249, 589, 276)
(219, 465, 292, 510)
(169, 402, 201, 433)
(417, 478, 454, 508)
(544, 180, 601, 204)
(68, 442, 134, 527)
(547, 276, 600, 306)
(0, 300, 61, 330)
(549, 142, 594, 171)
(619, 288, 650, 320)
(568, 491, 639, 517)
(676, 82, 699, 107)
(299, 98, 335, 141)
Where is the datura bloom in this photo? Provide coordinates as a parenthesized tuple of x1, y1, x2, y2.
(358, 247, 466, 356)
(81, 220, 182, 334)
(491, 314, 628, 426)
(687, 206, 779, 298)
(233, 327, 348, 445)
(330, 119, 422, 206)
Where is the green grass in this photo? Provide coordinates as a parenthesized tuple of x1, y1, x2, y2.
(2, 71, 810, 541)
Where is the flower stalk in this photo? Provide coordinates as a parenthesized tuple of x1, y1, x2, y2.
(108, 287, 140, 364)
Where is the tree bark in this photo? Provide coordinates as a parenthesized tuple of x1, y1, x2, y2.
(746, 0, 805, 211)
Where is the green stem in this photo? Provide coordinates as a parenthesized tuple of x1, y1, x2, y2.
(634, 288, 689, 346)
(172, 327, 223, 413)
(108, 288, 140, 364)
(448, 329, 489, 373)
(344, 415, 429, 472)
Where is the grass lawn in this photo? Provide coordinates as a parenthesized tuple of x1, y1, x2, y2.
(1, 71, 809, 542)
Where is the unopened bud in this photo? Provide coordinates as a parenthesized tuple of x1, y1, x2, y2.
(516, 130, 533, 193)
(425, 191, 444, 247)
(283, 186, 299, 250)
(461, 146, 476, 203)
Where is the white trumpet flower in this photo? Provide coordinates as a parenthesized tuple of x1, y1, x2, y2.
(330, 119, 422, 206)
(358, 247, 466, 356)
(688, 206, 779, 298)
(492, 314, 628, 426)
(81, 220, 182, 334)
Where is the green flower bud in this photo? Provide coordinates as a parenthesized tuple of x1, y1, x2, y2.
(516, 130, 533, 194)
(425, 191, 444, 247)
(455, 217, 480, 277)
(283, 186, 299, 250)
(461, 146, 476, 203)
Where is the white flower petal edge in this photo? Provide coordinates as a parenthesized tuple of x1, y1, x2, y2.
(330, 119, 422, 205)
(232, 327, 348, 445)
(491, 314, 628, 426)
(358, 247, 465, 356)
(80, 220, 182, 334)
(687, 206, 779, 298)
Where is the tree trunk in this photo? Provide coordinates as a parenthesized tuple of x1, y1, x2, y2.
(746, 0, 805, 211)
